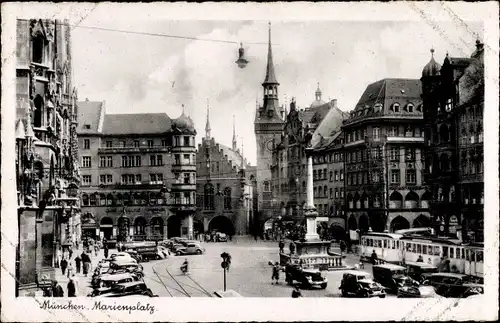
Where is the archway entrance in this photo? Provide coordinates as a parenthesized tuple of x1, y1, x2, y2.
(167, 215, 182, 238)
(348, 215, 357, 231)
(208, 216, 235, 235)
(117, 217, 130, 242)
(133, 217, 147, 241)
(150, 217, 164, 240)
(329, 224, 345, 241)
(100, 217, 113, 240)
(359, 214, 369, 233)
(413, 215, 431, 228)
(391, 216, 410, 232)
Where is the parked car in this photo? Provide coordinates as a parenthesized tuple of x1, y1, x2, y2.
(285, 264, 327, 289)
(174, 242, 205, 255)
(157, 246, 170, 259)
(216, 232, 228, 242)
(397, 285, 442, 298)
(422, 273, 483, 298)
(339, 270, 386, 298)
(372, 264, 417, 294)
(404, 261, 438, 283)
(100, 281, 158, 297)
(91, 272, 141, 289)
(159, 239, 173, 249)
(109, 252, 137, 263)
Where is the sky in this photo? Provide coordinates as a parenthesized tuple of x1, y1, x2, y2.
(70, 12, 482, 166)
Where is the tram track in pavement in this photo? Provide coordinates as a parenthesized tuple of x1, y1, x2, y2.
(151, 262, 213, 297)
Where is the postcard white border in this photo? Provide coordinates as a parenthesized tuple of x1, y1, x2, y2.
(2, 2, 498, 322)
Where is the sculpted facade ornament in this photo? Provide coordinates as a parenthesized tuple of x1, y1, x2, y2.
(29, 65, 36, 99)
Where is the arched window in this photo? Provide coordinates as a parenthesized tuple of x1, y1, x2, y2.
(264, 181, 271, 192)
(392, 103, 400, 112)
(223, 187, 232, 210)
(82, 194, 89, 206)
(204, 183, 214, 210)
(389, 191, 403, 209)
(133, 217, 147, 239)
(90, 193, 97, 206)
(106, 193, 114, 206)
(406, 103, 414, 113)
(116, 193, 123, 206)
(123, 193, 131, 206)
(99, 194, 106, 206)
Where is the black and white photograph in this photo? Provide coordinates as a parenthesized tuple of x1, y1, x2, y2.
(1, 2, 498, 322)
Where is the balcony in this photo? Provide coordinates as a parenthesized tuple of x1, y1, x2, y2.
(98, 146, 171, 154)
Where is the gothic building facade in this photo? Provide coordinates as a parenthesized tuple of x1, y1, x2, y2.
(77, 101, 197, 242)
(16, 19, 81, 295)
(196, 109, 256, 236)
(421, 41, 484, 242)
(254, 23, 285, 231)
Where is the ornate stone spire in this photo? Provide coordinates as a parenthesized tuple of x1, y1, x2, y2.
(315, 83, 322, 101)
(205, 100, 211, 139)
(232, 115, 237, 151)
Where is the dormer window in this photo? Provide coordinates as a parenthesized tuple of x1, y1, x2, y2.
(84, 124, 91, 129)
(374, 103, 382, 113)
(406, 103, 414, 113)
(417, 104, 423, 112)
(392, 103, 400, 112)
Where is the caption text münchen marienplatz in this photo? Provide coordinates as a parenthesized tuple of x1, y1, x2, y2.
(40, 300, 156, 314)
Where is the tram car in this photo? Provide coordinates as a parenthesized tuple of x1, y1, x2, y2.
(359, 228, 484, 279)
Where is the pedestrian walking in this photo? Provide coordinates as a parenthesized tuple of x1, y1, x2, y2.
(340, 240, 346, 254)
(291, 285, 302, 298)
(104, 245, 109, 259)
(75, 255, 81, 274)
(81, 252, 91, 277)
(279, 240, 285, 254)
(66, 261, 74, 278)
(68, 247, 73, 260)
(289, 241, 296, 254)
(60, 258, 68, 276)
(67, 276, 77, 297)
(52, 280, 64, 297)
(94, 244, 99, 257)
(271, 262, 280, 284)
(371, 250, 378, 265)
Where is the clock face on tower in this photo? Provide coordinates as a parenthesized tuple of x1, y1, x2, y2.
(266, 139, 274, 152)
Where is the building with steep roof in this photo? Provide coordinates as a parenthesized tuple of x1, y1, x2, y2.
(15, 19, 81, 295)
(342, 78, 430, 236)
(421, 41, 484, 243)
(254, 23, 285, 232)
(269, 93, 347, 235)
(196, 109, 257, 236)
(77, 101, 197, 242)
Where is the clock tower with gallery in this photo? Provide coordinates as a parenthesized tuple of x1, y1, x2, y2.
(254, 22, 285, 233)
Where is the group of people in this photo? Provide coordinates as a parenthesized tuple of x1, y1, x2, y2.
(270, 261, 302, 298)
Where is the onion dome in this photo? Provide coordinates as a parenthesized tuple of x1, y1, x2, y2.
(172, 105, 195, 132)
(422, 49, 441, 77)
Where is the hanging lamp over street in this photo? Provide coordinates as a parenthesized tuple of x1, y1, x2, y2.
(235, 42, 249, 68)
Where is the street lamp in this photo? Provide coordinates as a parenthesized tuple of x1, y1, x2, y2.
(220, 252, 231, 292)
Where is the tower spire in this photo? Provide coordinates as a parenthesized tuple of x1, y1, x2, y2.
(241, 139, 246, 170)
(205, 99, 211, 139)
(263, 22, 278, 85)
(232, 115, 237, 151)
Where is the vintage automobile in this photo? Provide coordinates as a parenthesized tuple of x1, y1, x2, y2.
(216, 232, 228, 242)
(397, 285, 442, 298)
(159, 239, 174, 249)
(285, 264, 327, 289)
(156, 245, 170, 259)
(422, 273, 483, 298)
(372, 264, 418, 294)
(109, 252, 137, 263)
(404, 261, 439, 283)
(339, 270, 386, 298)
(100, 281, 158, 297)
(174, 242, 205, 255)
(91, 272, 141, 289)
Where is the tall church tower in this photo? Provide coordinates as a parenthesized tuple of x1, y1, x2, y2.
(254, 22, 285, 230)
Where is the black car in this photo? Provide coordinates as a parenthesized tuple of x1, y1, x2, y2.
(339, 270, 386, 298)
(285, 264, 327, 289)
(101, 281, 158, 297)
